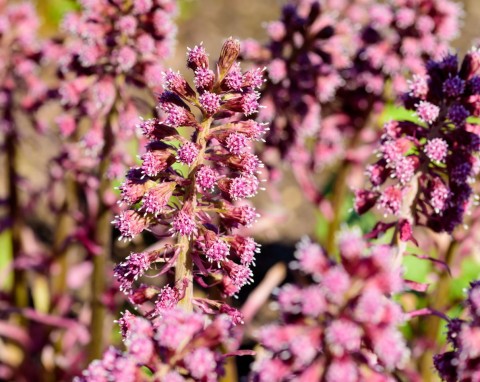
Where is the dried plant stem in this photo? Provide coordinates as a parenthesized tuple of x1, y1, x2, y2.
(419, 239, 458, 381)
(175, 117, 213, 311)
(50, 176, 79, 378)
(89, 203, 112, 361)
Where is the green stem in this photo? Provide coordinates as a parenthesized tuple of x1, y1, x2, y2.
(88, 106, 116, 361)
(419, 239, 458, 381)
(52, 176, 77, 299)
(6, 130, 28, 312)
(325, 120, 367, 256)
(325, 162, 350, 256)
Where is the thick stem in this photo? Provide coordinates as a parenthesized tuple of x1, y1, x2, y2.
(174, 117, 213, 311)
(325, 120, 367, 256)
(88, 201, 112, 361)
(6, 130, 28, 311)
(325, 162, 350, 255)
(51, 176, 78, 298)
(50, 183, 78, 380)
(419, 239, 458, 381)
(175, 236, 193, 312)
(88, 108, 116, 361)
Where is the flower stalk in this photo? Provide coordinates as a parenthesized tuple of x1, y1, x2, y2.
(420, 239, 459, 380)
(6, 129, 28, 312)
(89, 97, 119, 360)
(113, 39, 265, 318)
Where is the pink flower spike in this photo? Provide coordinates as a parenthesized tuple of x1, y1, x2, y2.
(205, 239, 230, 263)
(177, 141, 199, 166)
(225, 133, 249, 154)
(171, 209, 196, 237)
(424, 138, 448, 163)
(113, 210, 148, 240)
(199, 91, 221, 115)
(408, 74, 429, 98)
(142, 182, 176, 215)
(224, 62, 244, 91)
(416, 101, 440, 124)
(228, 175, 259, 200)
(196, 166, 218, 190)
(378, 186, 403, 216)
(186, 44, 209, 70)
(241, 91, 260, 116)
(194, 67, 215, 90)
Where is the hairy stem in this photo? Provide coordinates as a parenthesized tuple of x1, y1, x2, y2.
(175, 117, 213, 311)
(175, 236, 194, 311)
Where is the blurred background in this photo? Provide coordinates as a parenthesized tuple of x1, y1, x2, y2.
(2, 0, 480, 381)
(16, 0, 480, 242)
(19, 0, 480, 247)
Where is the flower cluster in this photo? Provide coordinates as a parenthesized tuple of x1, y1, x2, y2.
(46, 0, 177, 176)
(328, 0, 462, 167)
(348, 0, 462, 97)
(241, 0, 354, 165)
(0, 1, 47, 133)
(250, 231, 409, 381)
(355, 50, 480, 234)
(77, 309, 239, 382)
(434, 281, 480, 381)
(242, 0, 461, 193)
(114, 39, 264, 315)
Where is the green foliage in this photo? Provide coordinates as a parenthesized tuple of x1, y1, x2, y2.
(450, 257, 480, 301)
(37, 0, 79, 30)
(177, 0, 196, 20)
(403, 254, 432, 284)
(380, 104, 421, 125)
(0, 230, 13, 290)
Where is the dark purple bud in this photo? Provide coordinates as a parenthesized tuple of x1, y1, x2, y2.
(354, 189, 378, 215)
(433, 352, 459, 382)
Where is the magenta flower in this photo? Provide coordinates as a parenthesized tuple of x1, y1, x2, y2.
(77, 309, 242, 381)
(0, 2, 47, 117)
(434, 281, 480, 381)
(113, 39, 264, 317)
(46, 0, 177, 176)
(250, 231, 409, 381)
(356, 50, 480, 234)
(242, 0, 462, 205)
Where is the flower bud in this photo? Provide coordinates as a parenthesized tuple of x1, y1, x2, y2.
(217, 37, 241, 79)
